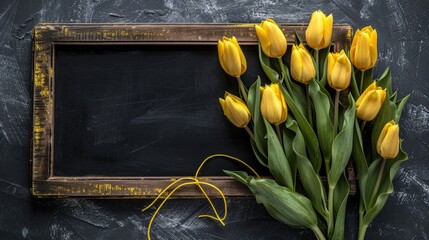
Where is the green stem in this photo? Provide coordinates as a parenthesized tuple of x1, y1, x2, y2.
(327, 186, 335, 238)
(278, 57, 292, 92)
(325, 156, 331, 177)
(312, 225, 327, 240)
(306, 84, 313, 127)
(360, 121, 367, 133)
(244, 126, 255, 141)
(315, 49, 320, 80)
(275, 124, 282, 145)
(236, 76, 248, 103)
(358, 224, 368, 240)
(359, 70, 365, 94)
(334, 90, 340, 134)
(359, 201, 365, 236)
(369, 158, 387, 207)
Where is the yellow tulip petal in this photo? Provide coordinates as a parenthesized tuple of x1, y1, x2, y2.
(306, 10, 324, 49)
(224, 41, 242, 77)
(230, 36, 247, 74)
(356, 90, 383, 121)
(356, 81, 377, 107)
(337, 54, 351, 88)
(217, 36, 247, 77)
(221, 93, 250, 128)
(217, 40, 227, 72)
(377, 121, 400, 159)
(327, 53, 336, 86)
(322, 14, 333, 48)
(370, 29, 378, 67)
(361, 26, 374, 32)
(255, 25, 272, 57)
(266, 20, 286, 57)
(380, 124, 400, 158)
(296, 44, 316, 83)
(291, 45, 303, 82)
(261, 86, 282, 124)
(300, 48, 316, 83)
(260, 84, 287, 125)
(219, 98, 226, 112)
(266, 18, 277, 25)
(328, 51, 352, 90)
(351, 29, 361, 50)
(355, 32, 371, 70)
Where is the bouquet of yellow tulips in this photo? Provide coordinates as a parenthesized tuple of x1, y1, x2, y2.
(217, 10, 409, 240)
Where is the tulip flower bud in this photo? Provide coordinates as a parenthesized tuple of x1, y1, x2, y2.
(218, 36, 247, 77)
(260, 84, 288, 125)
(327, 50, 352, 91)
(219, 92, 251, 128)
(305, 10, 333, 50)
(377, 121, 400, 159)
(350, 26, 378, 71)
(255, 18, 287, 58)
(356, 82, 386, 121)
(291, 44, 316, 84)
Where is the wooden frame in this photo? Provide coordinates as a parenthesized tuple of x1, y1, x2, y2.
(31, 23, 354, 198)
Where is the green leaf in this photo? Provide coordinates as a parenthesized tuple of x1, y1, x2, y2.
(264, 118, 294, 189)
(309, 80, 335, 161)
(345, 48, 360, 99)
(390, 91, 398, 103)
(224, 170, 319, 229)
(395, 94, 410, 122)
(294, 31, 304, 45)
(248, 78, 268, 158)
(318, 47, 330, 87)
(283, 65, 308, 118)
(286, 119, 328, 220)
(361, 157, 382, 210)
(328, 94, 356, 188)
(362, 68, 374, 92)
(258, 43, 279, 83)
(223, 170, 251, 185)
(362, 144, 408, 226)
(377, 67, 392, 96)
(351, 119, 369, 207)
(350, 67, 360, 99)
(283, 119, 297, 188)
(250, 138, 268, 167)
(331, 173, 350, 240)
(280, 84, 323, 172)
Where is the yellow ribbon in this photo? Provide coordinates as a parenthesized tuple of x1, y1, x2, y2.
(142, 154, 260, 240)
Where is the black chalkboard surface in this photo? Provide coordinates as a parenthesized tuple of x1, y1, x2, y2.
(53, 44, 270, 177)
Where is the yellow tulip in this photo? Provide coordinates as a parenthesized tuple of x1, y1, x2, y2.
(305, 10, 333, 50)
(218, 36, 247, 77)
(255, 18, 287, 58)
(377, 121, 400, 159)
(350, 26, 378, 71)
(356, 82, 386, 121)
(290, 44, 316, 84)
(327, 50, 352, 91)
(260, 84, 287, 125)
(219, 92, 251, 128)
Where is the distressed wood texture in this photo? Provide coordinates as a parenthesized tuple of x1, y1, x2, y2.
(32, 23, 354, 198)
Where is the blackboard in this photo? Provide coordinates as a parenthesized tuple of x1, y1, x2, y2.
(31, 23, 351, 197)
(53, 44, 267, 177)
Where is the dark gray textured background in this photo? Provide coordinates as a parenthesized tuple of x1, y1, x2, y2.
(1, 0, 428, 239)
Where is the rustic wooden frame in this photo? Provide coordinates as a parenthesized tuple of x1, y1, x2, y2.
(31, 23, 354, 198)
